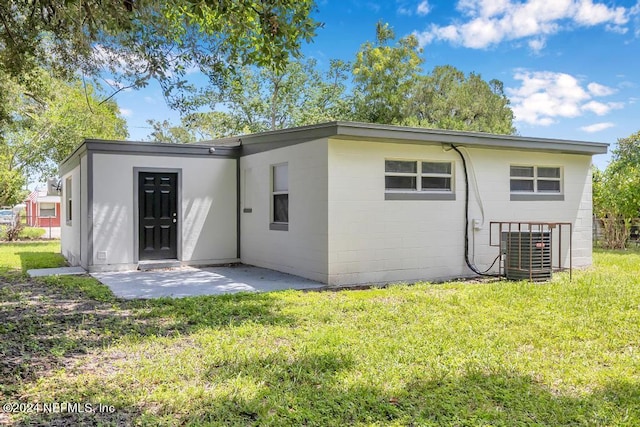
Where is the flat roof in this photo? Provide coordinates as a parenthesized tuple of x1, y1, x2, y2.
(60, 121, 608, 174)
(211, 121, 609, 156)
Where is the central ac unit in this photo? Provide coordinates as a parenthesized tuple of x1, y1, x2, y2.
(502, 231, 552, 281)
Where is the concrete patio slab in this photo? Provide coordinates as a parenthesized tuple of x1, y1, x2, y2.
(28, 266, 87, 277)
(91, 265, 326, 299)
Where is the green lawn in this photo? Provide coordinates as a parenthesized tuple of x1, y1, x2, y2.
(0, 225, 47, 242)
(0, 242, 639, 426)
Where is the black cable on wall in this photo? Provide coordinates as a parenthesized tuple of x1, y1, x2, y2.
(449, 144, 500, 277)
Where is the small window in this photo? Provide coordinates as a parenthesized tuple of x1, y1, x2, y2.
(271, 163, 288, 229)
(385, 161, 417, 190)
(385, 160, 453, 192)
(510, 165, 561, 193)
(39, 202, 56, 218)
(421, 161, 452, 192)
(65, 177, 72, 223)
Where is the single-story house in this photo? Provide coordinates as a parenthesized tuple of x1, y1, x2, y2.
(25, 187, 61, 227)
(59, 121, 607, 286)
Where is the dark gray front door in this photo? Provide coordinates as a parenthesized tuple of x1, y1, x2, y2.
(138, 172, 177, 260)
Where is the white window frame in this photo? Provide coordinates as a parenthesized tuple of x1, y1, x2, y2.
(65, 176, 72, 224)
(510, 165, 562, 194)
(270, 163, 289, 231)
(510, 165, 564, 201)
(39, 202, 56, 218)
(385, 159, 455, 200)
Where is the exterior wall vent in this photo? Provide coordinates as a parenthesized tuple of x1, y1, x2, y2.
(490, 222, 573, 281)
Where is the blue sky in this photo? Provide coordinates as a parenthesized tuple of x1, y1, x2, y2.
(116, 0, 640, 169)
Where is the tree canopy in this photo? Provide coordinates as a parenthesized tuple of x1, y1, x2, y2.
(0, 71, 128, 206)
(351, 22, 423, 125)
(0, 0, 320, 105)
(593, 130, 640, 249)
(0, 0, 320, 204)
(149, 22, 516, 142)
(149, 58, 350, 142)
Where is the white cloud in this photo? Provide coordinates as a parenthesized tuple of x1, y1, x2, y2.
(587, 82, 616, 96)
(507, 70, 623, 125)
(414, 0, 635, 51)
(397, 0, 430, 16)
(528, 37, 546, 52)
(119, 108, 133, 117)
(581, 100, 624, 115)
(580, 122, 615, 132)
(417, 0, 431, 15)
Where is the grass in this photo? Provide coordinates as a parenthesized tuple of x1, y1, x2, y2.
(0, 243, 639, 426)
(0, 241, 65, 277)
(0, 225, 46, 241)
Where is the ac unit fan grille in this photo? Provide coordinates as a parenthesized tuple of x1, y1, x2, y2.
(503, 231, 552, 281)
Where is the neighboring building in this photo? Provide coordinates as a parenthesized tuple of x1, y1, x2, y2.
(25, 186, 61, 228)
(59, 121, 608, 285)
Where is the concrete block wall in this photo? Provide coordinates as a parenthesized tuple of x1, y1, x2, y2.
(90, 153, 237, 271)
(327, 138, 593, 286)
(240, 139, 329, 283)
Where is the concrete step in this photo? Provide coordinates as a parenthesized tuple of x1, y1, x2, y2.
(138, 260, 182, 271)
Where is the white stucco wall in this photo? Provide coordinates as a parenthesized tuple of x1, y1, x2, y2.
(327, 138, 593, 286)
(60, 162, 82, 267)
(240, 139, 329, 282)
(90, 153, 237, 271)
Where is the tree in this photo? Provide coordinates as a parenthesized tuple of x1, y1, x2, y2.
(147, 120, 198, 144)
(0, 71, 128, 205)
(593, 130, 640, 249)
(0, 1, 320, 114)
(351, 22, 424, 124)
(349, 24, 514, 134)
(148, 58, 350, 141)
(404, 66, 515, 134)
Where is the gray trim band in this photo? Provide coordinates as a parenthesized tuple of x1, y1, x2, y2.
(269, 223, 289, 231)
(226, 121, 607, 156)
(510, 193, 565, 201)
(87, 152, 94, 268)
(59, 152, 82, 176)
(385, 192, 456, 201)
(236, 159, 241, 259)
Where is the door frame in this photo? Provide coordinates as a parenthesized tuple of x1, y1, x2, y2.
(133, 167, 182, 263)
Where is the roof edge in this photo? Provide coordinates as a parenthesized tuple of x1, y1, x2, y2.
(59, 122, 609, 174)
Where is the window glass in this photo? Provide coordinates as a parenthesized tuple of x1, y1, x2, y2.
(422, 162, 451, 174)
(273, 164, 288, 192)
(538, 180, 561, 192)
(65, 177, 72, 222)
(422, 177, 451, 191)
(510, 166, 534, 177)
(272, 164, 288, 225)
(385, 176, 416, 190)
(538, 167, 561, 178)
(273, 194, 289, 223)
(40, 203, 56, 217)
(385, 160, 417, 173)
(510, 180, 534, 192)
